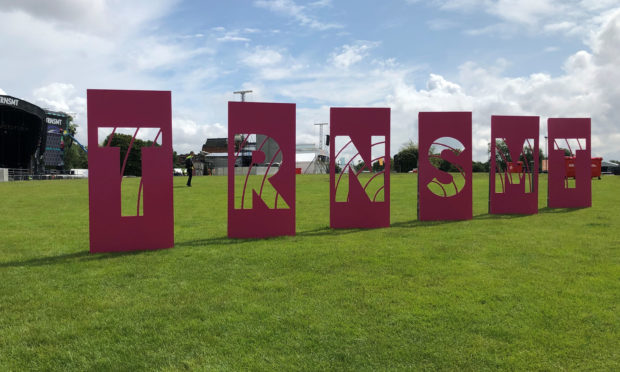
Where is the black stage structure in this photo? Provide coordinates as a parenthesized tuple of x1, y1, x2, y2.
(1, 94, 72, 174)
(0, 95, 47, 172)
(43, 110, 71, 169)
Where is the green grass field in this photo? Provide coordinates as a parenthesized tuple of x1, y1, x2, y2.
(1, 174, 619, 371)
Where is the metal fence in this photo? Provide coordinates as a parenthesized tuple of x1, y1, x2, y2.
(4, 168, 86, 181)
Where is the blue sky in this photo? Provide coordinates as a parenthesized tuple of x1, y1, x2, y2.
(1, 0, 619, 161)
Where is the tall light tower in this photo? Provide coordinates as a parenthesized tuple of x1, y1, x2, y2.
(314, 122, 328, 150)
(310, 122, 329, 174)
(233, 90, 253, 102)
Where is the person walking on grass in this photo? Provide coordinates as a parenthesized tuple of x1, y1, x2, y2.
(185, 151, 194, 187)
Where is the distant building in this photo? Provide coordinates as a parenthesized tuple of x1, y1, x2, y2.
(202, 138, 227, 153)
(601, 161, 620, 175)
(196, 137, 328, 175)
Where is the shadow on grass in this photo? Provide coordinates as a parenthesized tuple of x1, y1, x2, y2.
(538, 207, 588, 214)
(390, 219, 460, 228)
(174, 236, 259, 247)
(473, 213, 530, 220)
(0, 250, 152, 268)
(3, 206, 589, 268)
(391, 212, 533, 227)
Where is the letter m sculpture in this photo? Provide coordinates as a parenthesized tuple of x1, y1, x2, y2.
(548, 118, 591, 208)
(87, 89, 174, 253)
(228, 102, 296, 238)
(489, 116, 539, 214)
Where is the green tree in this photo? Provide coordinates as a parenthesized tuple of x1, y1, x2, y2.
(63, 142, 88, 169)
(394, 140, 418, 173)
(102, 133, 159, 176)
(370, 157, 392, 172)
(490, 140, 545, 172)
(472, 161, 489, 172)
(520, 146, 545, 171)
(352, 160, 366, 172)
(63, 120, 88, 170)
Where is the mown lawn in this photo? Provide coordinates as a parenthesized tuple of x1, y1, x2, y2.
(0, 174, 618, 371)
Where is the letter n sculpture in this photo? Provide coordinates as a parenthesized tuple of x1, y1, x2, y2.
(87, 89, 174, 253)
(228, 102, 296, 238)
(330, 107, 390, 228)
(547, 118, 591, 208)
(418, 112, 472, 221)
(489, 116, 539, 214)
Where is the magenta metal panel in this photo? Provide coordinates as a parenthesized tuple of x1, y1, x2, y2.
(548, 118, 591, 208)
(489, 116, 539, 214)
(87, 89, 174, 253)
(418, 112, 472, 221)
(228, 102, 296, 238)
(330, 107, 390, 229)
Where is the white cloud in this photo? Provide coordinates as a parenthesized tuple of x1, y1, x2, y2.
(172, 118, 226, 153)
(127, 37, 213, 71)
(330, 42, 379, 69)
(0, 1, 225, 154)
(216, 35, 251, 42)
(211, 27, 263, 43)
(240, 8, 620, 161)
(241, 46, 304, 80)
(427, 0, 619, 39)
(33, 83, 85, 113)
(243, 47, 284, 67)
(3, 1, 620, 162)
(0, 0, 178, 36)
(254, 0, 342, 30)
(0, 87, 6, 95)
(490, 0, 557, 25)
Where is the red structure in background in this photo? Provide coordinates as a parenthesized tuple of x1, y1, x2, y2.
(565, 157, 602, 179)
(489, 116, 539, 215)
(228, 102, 296, 238)
(507, 162, 523, 173)
(330, 108, 390, 229)
(87, 90, 174, 253)
(548, 118, 591, 208)
(418, 112, 472, 221)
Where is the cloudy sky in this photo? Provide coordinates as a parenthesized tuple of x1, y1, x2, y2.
(1, 0, 619, 161)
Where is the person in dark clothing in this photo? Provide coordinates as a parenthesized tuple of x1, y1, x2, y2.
(185, 151, 194, 187)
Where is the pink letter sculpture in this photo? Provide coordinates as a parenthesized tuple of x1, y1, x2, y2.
(547, 118, 591, 208)
(330, 107, 391, 228)
(489, 116, 539, 214)
(418, 112, 472, 221)
(228, 102, 296, 238)
(87, 89, 174, 253)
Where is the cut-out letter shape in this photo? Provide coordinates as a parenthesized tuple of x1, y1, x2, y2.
(87, 89, 174, 253)
(228, 102, 295, 238)
(547, 118, 591, 208)
(489, 115, 539, 214)
(330, 107, 390, 229)
(418, 112, 472, 221)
